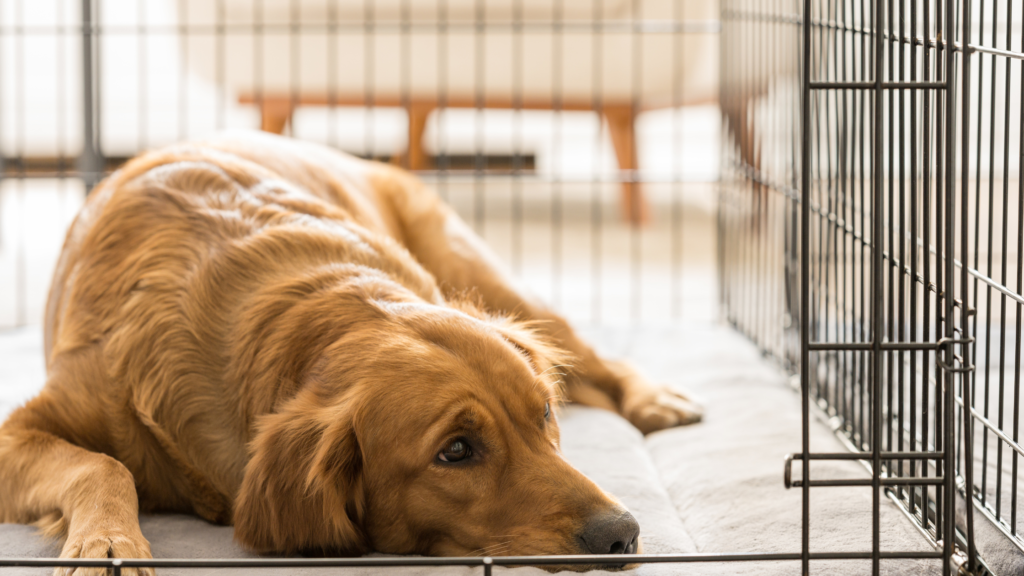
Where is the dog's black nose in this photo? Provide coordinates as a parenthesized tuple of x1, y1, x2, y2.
(578, 510, 640, 555)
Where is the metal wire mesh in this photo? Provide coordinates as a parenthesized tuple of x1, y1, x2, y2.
(721, 0, 1023, 573)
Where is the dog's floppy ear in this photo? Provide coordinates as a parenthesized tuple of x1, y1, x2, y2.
(233, 383, 366, 555)
(495, 320, 572, 389)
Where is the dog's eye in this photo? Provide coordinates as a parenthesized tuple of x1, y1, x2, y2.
(438, 439, 471, 463)
(544, 402, 551, 420)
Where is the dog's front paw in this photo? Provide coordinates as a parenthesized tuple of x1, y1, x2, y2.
(57, 525, 155, 576)
(623, 386, 703, 434)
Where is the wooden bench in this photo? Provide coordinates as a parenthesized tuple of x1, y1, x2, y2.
(241, 93, 649, 224)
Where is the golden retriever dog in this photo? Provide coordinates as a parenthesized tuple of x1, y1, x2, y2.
(0, 131, 701, 574)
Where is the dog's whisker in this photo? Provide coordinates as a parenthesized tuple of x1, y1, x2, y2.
(471, 541, 513, 557)
(540, 364, 574, 377)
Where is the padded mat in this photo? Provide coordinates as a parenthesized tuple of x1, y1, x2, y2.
(0, 323, 962, 574)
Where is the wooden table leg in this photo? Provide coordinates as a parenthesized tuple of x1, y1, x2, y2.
(393, 103, 433, 170)
(604, 106, 649, 226)
(408, 104, 434, 170)
(259, 98, 293, 135)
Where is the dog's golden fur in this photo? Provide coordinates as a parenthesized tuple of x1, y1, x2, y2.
(0, 132, 701, 574)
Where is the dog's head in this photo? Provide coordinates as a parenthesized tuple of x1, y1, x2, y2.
(233, 298, 639, 565)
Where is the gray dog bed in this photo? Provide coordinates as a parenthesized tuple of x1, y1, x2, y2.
(0, 323, 941, 574)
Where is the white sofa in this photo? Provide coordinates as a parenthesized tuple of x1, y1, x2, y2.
(178, 0, 720, 223)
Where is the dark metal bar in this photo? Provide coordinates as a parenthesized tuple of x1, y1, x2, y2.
(858, 0, 870, 457)
(809, 340, 965, 351)
(941, 0, 956, 568)
(792, 451, 945, 460)
(920, 0, 934, 534)
(871, 0, 885, 568)
(980, 0, 998, 520)
(973, 0, 991, 509)
(811, 336, 970, 350)
(958, 0, 977, 569)
(992, 0, 1008, 523)
(792, 477, 946, 487)
(895, 0, 907, 503)
(800, 0, 812, 574)
(824, 0, 838, 420)
(907, 0, 920, 521)
(933, 0, 946, 544)
(885, 0, 897, 491)
(78, 0, 102, 190)
(808, 80, 947, 88)
(997, 0, 1018, 541)
(1013, 0, 1024, 537)
(852, 0, 865, 453)
(0, 551, 948, 569)
(838, 0, 851, 456)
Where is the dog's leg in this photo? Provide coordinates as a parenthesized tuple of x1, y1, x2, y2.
(374, 170, 702, 433)
(0, 401, 154, 576)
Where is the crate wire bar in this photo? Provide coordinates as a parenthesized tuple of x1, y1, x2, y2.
(0, 551, 952, 574)
(0, 0, 1019, 573)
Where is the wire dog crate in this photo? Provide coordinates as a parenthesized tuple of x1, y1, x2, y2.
(721, 0, 1023, 574)
(0, 0, 1021, 574)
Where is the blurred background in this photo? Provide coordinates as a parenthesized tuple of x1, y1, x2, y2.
(0, 0, 723, 331)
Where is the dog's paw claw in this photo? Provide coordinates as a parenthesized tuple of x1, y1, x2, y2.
(625, 387, 703, 434)
(57, 528, 155, 576)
